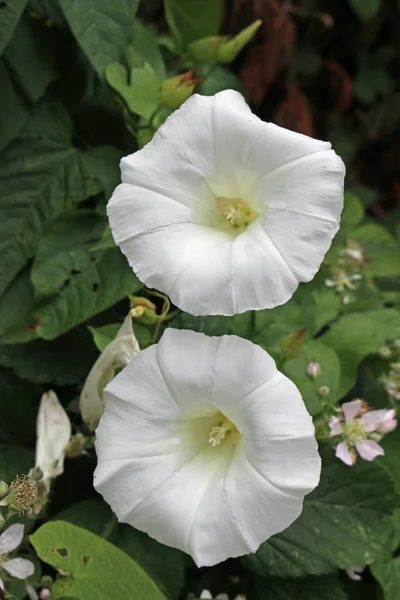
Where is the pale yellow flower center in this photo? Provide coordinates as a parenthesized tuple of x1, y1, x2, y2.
(345, 420, 367, 444)
(208, 414, 237, 447)
(217, 197, 259, 232)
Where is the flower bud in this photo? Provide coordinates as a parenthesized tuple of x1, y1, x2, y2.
(138, 128, 155, 149)
(281, 328, 307, 359)
(80, 312, 140, 431)
(188, 20, 262, 65)
(307, 362, 321, 378)
(379, 346, 392, 359)
(0, 481, 9, 499)
(40, 576, 53, 590)
(318, 385, 330, 397)
(66, 434, 89, 458)
(159, 70, 200, 111)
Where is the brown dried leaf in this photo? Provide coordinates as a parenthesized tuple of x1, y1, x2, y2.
(238, 0, 295, 106)
(275, 83, 315, 137)
(325, 60, 353, 113)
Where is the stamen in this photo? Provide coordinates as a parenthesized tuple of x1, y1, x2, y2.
(217, 197, 258, 231)
(208, 417, 235, 447)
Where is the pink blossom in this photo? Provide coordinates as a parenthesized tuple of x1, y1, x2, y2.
(329, 400, 396, 466)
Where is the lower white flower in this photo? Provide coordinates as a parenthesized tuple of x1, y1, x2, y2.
(94, 329, 321, 567)
(36, 391, 71, 490)
(80, 311, 141, 431)
(0, 524, 34, 589)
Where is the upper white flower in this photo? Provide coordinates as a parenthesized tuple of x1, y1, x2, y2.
(108, 90, 345, 316)
(80, 311, 141, 431)
(94, 328, 321, 567)
(0, 524, 35, 589)
(36, 391, 71, 489)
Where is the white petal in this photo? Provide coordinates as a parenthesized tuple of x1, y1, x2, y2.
(108, 91, 345, 316)
(80, 312, 140, 431)
(3, 558, 35, 579)
(35, 391, 71, 482)
(0, 576, 3, 589)
(255, 151, 345, 282)
(0, 524, 24, 554)
(228, 221, 298, 312)
(94, 329, 321, 566)
(120, 94, 215, 197)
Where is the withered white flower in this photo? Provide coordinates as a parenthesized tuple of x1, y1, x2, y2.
(94, 329, 321, 567)
(0, 524, 35, 589)
(80, 311, 140, 431)
(36, 391, 71, 489)
(108, 90, 345, 316)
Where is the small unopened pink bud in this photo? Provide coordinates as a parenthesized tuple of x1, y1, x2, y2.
(307, 362, 321, 378)
(40, 591, 51, 599)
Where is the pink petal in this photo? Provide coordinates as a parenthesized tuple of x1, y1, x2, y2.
(335, 442, 355, 466)
(380, 410, 397, 433)
(360, 410, 387, 432)
(356, 440, 384, 462)
(329, 416, 342, 437)
(342, 400, 363, 423)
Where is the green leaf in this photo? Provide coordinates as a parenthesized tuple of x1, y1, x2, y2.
(196, 65, 245, 97)
(284, 340, 341, 414)
(244, 444, 397, 578)
(127, 19, 166, 79)
(371, 510, 400, 600)
(3, 15, 58, 103)
(174, 285, 341, 360)
(0, 60, 30, 153)
(0, 15, 57, 152)
(33, 247, 141, 339)
(0, 367, 41, 444)
(0, 103, 122, 304)
(321, 309, 400, 397)
(91, 226, 116, 251)
(0, 444, 34, 482)
(0, 101, 113, 300)
(0, 0, 27, 56)
(88, 323, 120, 352)
(351, 223, 400, 277)
(60, 0, 139, 79)
(0, 327, 98, 385)
(0, 267, 33, 336)
(80, 145, 123, 201)
(379, 427, 400, 495)
(30, 521, 167, 600)
(32, 212, 105, 298)
(164, 0, 220, 49)
(56, 500, 185, 600)
(349, 0, 381, 21)
(253, 575, 347, 600)
(341, 191, 364, 228)
(106, 62, 160, 119)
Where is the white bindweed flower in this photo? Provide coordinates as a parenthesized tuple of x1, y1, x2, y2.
(94, 329, 321, 567)
(80, 311, 140, 431)
(108, 90, 345, 316)
(0, 524, 35, 590)
(36, 391, 71, 490)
